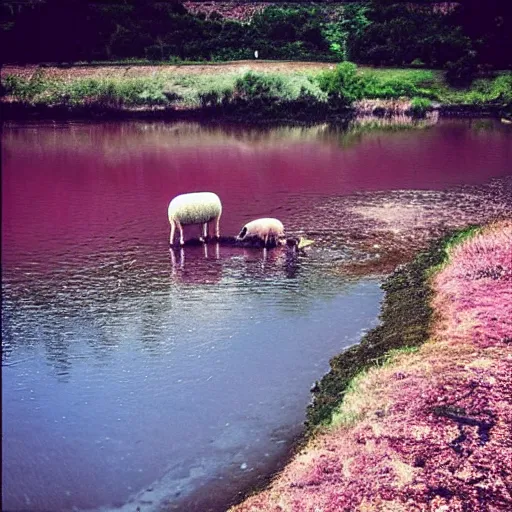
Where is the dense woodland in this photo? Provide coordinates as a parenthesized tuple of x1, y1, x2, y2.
(1, 1, 511, 81)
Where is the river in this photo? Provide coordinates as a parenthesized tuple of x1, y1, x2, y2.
(2, 118, 511, 512)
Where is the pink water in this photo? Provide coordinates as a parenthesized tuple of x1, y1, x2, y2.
(2, 119, 511, 512)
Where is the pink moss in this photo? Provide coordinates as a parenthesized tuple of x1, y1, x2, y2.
(231, 221, 512, 512)
(434, 221, 512, 348)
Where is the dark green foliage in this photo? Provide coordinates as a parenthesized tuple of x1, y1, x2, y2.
(451, 0, 512, 70)
(445, 53, 478, 87)
(1, 0, 511, 71)
(0, 2, 333, 63)
(350, 3, 472, 68)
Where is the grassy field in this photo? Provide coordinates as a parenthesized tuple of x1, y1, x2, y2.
(1, 62, 511, 117)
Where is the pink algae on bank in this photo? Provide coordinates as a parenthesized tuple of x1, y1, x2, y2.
(433, 222, 512, 349)
(231, 221, 512, 512)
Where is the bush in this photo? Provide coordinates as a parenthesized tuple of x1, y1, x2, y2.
(198, 87, 232, 107)
(489, 73, 512, 106)
(1, 70, 49, 100)
(235, 72, 287, 102)
(362, 75, 420, 99)
(317, 62, 365, 105)
(464, 73, 512, 109)
(410, 58, 425, 68)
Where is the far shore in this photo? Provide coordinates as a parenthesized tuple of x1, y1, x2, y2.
(2, 61, 510, 122)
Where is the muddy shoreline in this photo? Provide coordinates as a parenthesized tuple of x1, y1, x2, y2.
(223, 234, 455, 512)
(230, 221, 512, 512)
(0, 100, 505, 123)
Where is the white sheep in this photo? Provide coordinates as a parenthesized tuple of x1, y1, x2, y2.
(237, 218, 285, 247)
(168, 192, 222, 246)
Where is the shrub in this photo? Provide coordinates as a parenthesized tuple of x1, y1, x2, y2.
(317, 61, 365, 105)
(198, 86, 232, 107)
(1, 70, 49, 100)
(410, 58, 425, 68)
(235, 71, 287, 101)
(489, 73, 512, 105)
(1, 75, 25, 96)
(362, 75, 420, 99)
(464, 73, 512, 109)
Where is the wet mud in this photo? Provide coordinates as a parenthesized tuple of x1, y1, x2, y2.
(285, 176, 512, 276)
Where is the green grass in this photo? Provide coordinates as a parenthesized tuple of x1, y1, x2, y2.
(2, 63, 511, 115)
(410, 97, 433, 116)
(426, 225, 482, 278)
(306, 231, 465, 431)
(357, 67, 512, 107)
(330, 346, 420, 428)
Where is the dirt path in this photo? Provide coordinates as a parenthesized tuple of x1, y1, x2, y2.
(1, 61, 335, 82)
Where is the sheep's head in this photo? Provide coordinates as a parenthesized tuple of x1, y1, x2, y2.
(237, 226, 248, 240)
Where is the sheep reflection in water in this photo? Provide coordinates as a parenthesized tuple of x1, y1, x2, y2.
(169, 243, 300, 283)
(169, 243, 222, 284)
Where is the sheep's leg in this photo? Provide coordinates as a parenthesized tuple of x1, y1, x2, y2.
(170, 220, 176, 246)
(176, 220, 185, 246)
(199, 223, 205, 243)
(264, 234, 269, 247)
(214, 213, 221, 239)
(201, 222, 208, 242)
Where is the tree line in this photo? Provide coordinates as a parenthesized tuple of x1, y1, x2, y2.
(1, 1, 511, 79)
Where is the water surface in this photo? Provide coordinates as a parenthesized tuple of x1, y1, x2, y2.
(2, 118, 511, 512)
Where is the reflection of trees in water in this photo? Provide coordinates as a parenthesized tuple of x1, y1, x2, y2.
(317, 113, 439, 149)
(2, 245, 357, 373)
(6, 116, 504, 162)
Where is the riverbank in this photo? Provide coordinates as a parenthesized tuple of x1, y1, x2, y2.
(230, 220, 512, 511)
(2, 62, 511, 121)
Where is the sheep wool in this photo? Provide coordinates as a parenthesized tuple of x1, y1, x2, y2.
(168, 192, 222, 226)
(237, 218, 285, 245)
(168, 192, 222, 246)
